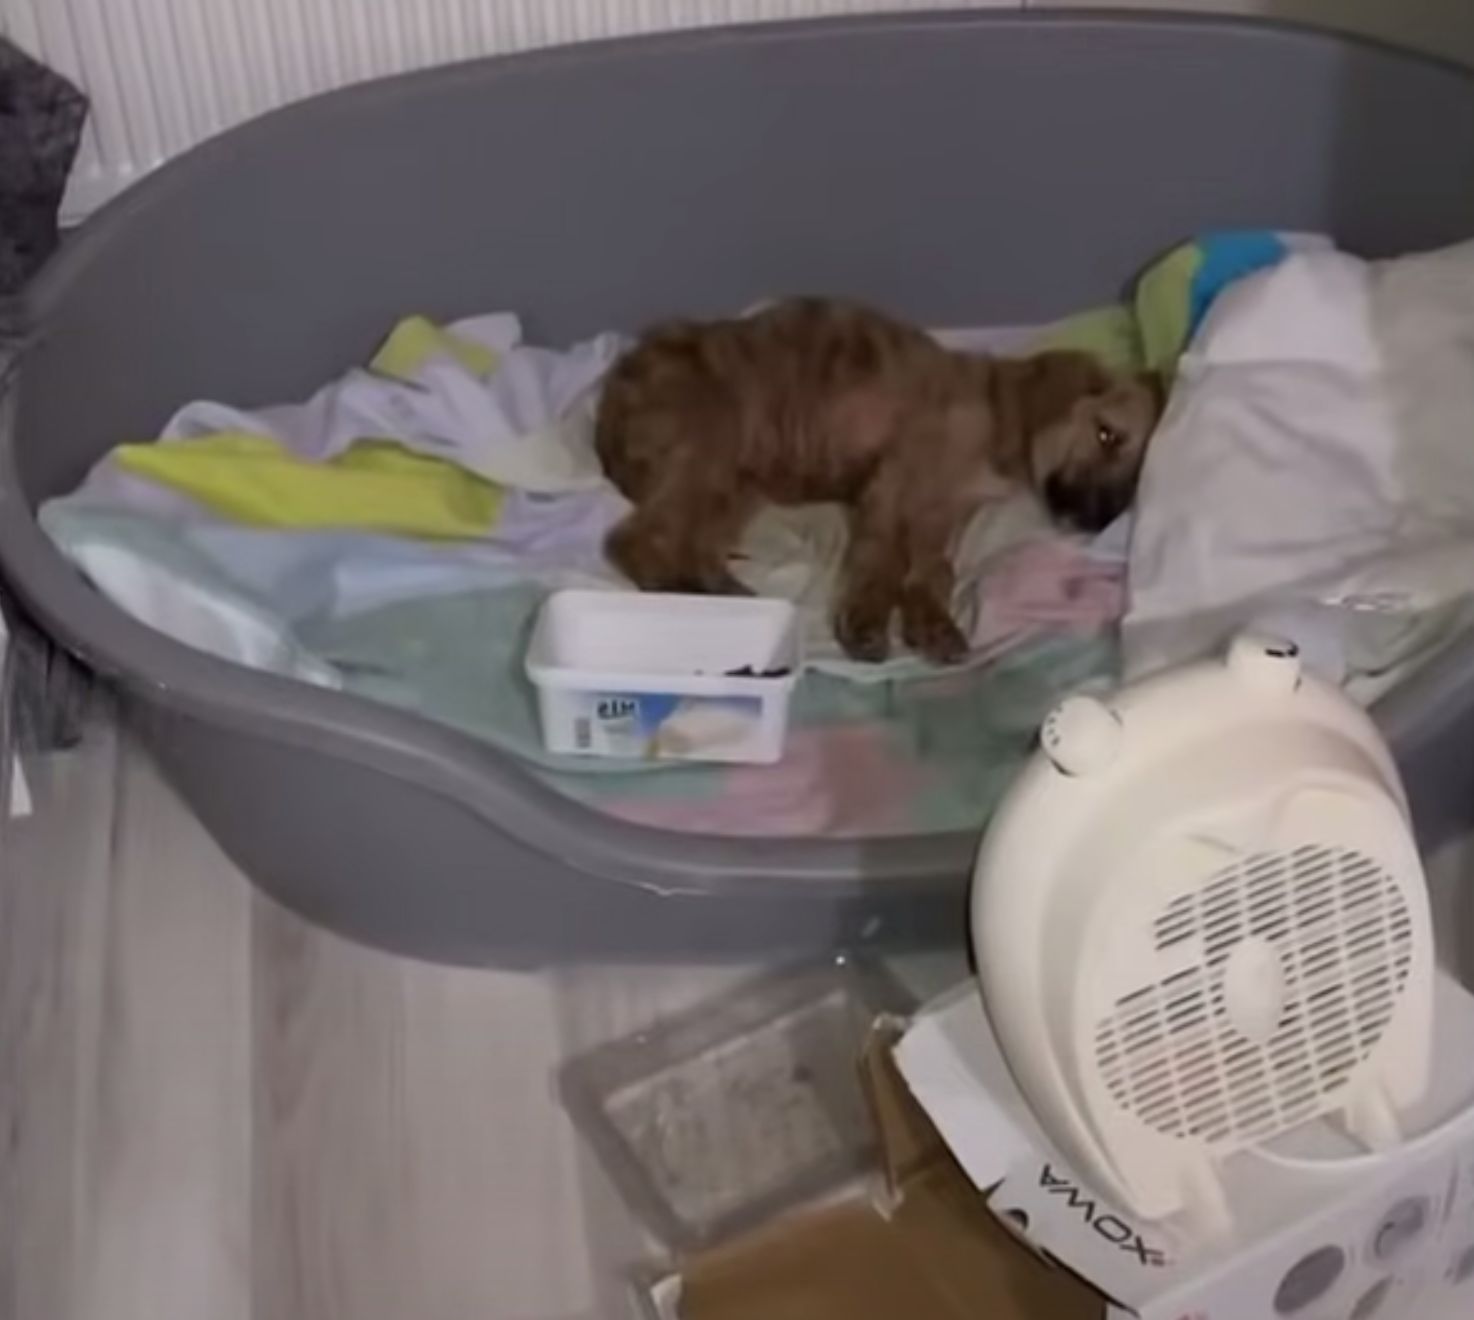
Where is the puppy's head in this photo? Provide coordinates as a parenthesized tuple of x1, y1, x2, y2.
(1013, 352, 1163, 533)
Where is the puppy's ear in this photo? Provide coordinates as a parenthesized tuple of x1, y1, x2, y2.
(1021, 350, 1107, 432)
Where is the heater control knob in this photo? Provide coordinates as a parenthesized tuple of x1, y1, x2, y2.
(1041, 695, 1123, 777)
(1227, 633, 1303, 697)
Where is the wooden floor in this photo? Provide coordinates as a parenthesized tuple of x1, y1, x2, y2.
(0, 704, 855, 1320)
(4, 699, 1467, 1320)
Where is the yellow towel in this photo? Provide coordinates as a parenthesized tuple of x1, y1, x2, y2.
(370, 315, 500, 380)
(114, 433, 504, 539)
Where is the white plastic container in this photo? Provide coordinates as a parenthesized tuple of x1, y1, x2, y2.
(525, 590, 801, 764)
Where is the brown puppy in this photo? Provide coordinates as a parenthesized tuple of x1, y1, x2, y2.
(596, 298, 1161, 663)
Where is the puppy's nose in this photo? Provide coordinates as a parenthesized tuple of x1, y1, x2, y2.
(1042, 474, 1072, 516)
(1046, 477, 1126, 533)
(1078, 491, 1122, 532)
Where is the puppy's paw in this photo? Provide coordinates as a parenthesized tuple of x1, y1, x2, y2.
(834, 602, 892, 664)
(700, 566, 755, 597)
(901, 599, 969, 665)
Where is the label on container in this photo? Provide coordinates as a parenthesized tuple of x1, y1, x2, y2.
(573, 691, 765, 760)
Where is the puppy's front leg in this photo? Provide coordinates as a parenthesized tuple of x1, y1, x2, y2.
(834, 486, 903, 663)
(605, 463, 756, 595)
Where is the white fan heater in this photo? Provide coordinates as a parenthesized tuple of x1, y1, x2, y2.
(972, 635, 1435, 1230)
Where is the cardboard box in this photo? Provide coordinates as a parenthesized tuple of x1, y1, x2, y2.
(894, 973, 1474, 1320)
(638, 974, 1474, 1320)
(638, 1019, 1110, 1320)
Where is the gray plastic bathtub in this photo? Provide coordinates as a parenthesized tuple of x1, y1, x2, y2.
(4, 12, 1474, 965)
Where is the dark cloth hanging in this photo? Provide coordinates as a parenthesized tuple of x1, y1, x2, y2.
(0, 39, 86, 296)
(0, 45, 91, 753)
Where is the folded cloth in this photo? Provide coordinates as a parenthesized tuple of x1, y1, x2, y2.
(1124, 238, 1474, 699)
(165, 312, 624, 492)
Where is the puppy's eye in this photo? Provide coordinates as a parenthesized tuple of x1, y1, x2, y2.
(1096, 422, 1125, 453)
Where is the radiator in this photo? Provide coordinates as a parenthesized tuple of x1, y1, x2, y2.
(0, 0, 1008, 221)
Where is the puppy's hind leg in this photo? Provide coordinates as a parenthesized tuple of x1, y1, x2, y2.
(834, 486, 903, 663)
(898, 507, 970, 665)
(683, 481, 759, 595)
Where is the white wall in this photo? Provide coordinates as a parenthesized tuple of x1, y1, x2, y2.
(1, 0, 1469, 220)
(0, 0, 1008, 221)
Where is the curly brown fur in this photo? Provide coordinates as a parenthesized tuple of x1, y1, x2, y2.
(596, 298, 1162, 663)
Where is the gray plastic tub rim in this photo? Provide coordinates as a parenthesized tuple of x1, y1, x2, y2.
(33, 7, 1470, 317)
(2, 10, 1472, 933)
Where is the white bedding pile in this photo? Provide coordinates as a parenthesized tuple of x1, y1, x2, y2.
(1125, 239, 1474, 698)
